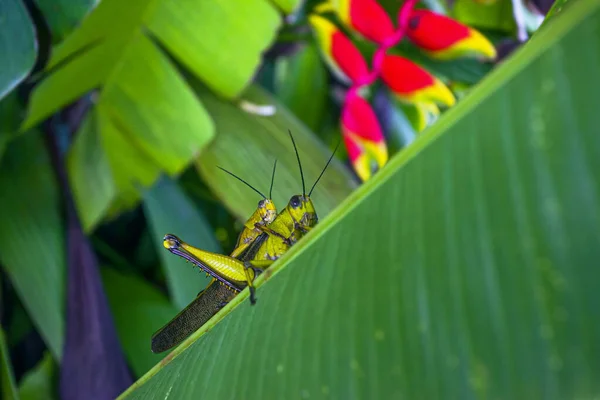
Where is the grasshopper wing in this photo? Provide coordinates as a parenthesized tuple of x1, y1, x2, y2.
(151, 281, 237, 353)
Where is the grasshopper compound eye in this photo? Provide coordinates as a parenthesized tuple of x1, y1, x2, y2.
(163, 234, 181, 250)
(258, 199, 266, 208)
(290, 195, 302, 208)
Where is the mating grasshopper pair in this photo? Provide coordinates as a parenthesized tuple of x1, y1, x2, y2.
(151, 131, 338, 353)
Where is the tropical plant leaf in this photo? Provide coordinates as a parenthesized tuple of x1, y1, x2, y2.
(274, 42, 329, 132)
(118, 0, 600, 398)
(102, 268, 179, 377)
(18, 352, 55, 400)
(452, 0, 516, 33)
(195, 83, 357, 223)
(0, 0, 37, 101)
(23, 0, 281, 129)
(0, 133, 65, 359)
(67, 109, 117, 232)
(32, 0, 96, 43)
(31, 0, 284, 230)
(143, 176, 221, 309)
(0, 92, 25, 162)
(270, 0, 303, 14)
(0, 328, 19, 400)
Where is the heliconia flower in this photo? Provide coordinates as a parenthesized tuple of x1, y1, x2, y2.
(405, 9, 497, 61)
(380, 54, 456, 109)
(309, 14, 371, 84)
(315, 0, 396, 45)
(341, 95, 388, 181)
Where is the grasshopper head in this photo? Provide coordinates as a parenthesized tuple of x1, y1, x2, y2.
(163, 234, 182, 249)
(286, 194, 318, 228)
(257, 198, 277, 225)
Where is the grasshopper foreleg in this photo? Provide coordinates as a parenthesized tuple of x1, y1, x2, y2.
(242, 260, 274, 305)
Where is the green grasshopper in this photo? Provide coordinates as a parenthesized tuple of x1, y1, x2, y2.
(152, 131, 338, 352)
(150, 162, 278, 353)
(163, 131, 339, 304)
(218, 161, 278, 259)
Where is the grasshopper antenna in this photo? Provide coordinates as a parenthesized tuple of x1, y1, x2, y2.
(269, 159, 277, 199)
(309, 140, 341, 197)
(217, 166, 267, 199)
(288, 129, 306, 196)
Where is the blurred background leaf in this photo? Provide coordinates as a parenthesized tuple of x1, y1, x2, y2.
(0, 93, 26, 162)
(102, 268, 178, 377)
(0, 133, 65, 359)
(195, 83, 357, 222)
(1, 328, 19, 400)
(452, 0, 517, 33)
(23, 0, 287, 232)
(119, 0, 600, 397)
(18, 353, 55, 400)
(0, 0, 37, 101)
(32, 0, 97, 43)
(274, 43, 329, 132)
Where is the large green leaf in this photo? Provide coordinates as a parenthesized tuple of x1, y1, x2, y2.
(26, 0, 284, 230)
(18, 352, 55, 400)
(67, 109, 117, 232)
(452, 0, 516, 33)
(0, 328, 19, 400)
(274, 42, 328, 132)
(23, 0, 280, 129)
(0, 93, 24, 162)
(119, 0, 600, 397)
(195, 84, 357, 223)
(143, 176, 221, 309)
(0, 0, 37, 101)
(0, 133, 65, 360)
(102, 268, 178, 377)
(32, 0, 96, 43)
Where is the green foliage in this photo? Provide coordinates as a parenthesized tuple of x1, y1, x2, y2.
(23, 0, 284, 231)
(0, 328, 19, 400)
(32, 0, 96, 42)
(194, 84, 357, 222)
(102, 269, 178, 377)
(452, 0, 516, 33)
(275, 43, 329, 132)
(18, 353, 55, 400)
(0, 134, 65, 359)
(0, 0, 597, 398)
(0, 0, 36, 101)
(119, 0, 600, 397)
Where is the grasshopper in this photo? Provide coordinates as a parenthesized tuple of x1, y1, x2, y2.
(150, 161, 278, 353)
(163, 131, 339, 304)
(218, 161, 278, 259)
(152, 131, 338, 352)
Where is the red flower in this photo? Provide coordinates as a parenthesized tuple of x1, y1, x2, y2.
(341, 95, 387, 181)
(405, 9, 497, 60)
(316, 0, 396, 45)
(309, 14, 370, 84)
(380, 54, 455, 107)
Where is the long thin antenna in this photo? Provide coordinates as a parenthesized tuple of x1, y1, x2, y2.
(309, 140, 341, 197)
(269, 159, 277, 199)
(217, 166, 266, 199)
(288, 130, 305, 196)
